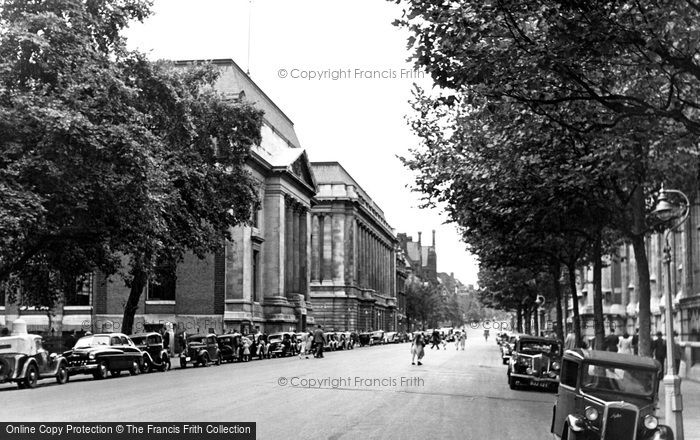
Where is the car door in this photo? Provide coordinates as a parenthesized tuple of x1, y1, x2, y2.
(552, 358, 580, 436)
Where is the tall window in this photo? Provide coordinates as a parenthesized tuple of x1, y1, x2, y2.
(148, 259, 176, 301)
(66, 274, 92, 306)
(252, 249, 260, 302)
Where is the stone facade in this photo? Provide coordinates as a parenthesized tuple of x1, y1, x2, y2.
(309, 162, 398, 332)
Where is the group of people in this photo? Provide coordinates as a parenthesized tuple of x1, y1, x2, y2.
(411, 328, 468, 365)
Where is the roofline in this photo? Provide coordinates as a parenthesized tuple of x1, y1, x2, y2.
(173, 58, 296, 128)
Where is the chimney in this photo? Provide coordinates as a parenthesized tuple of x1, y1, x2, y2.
(432, 230, 436, 247)
(417, 232, 422, 245)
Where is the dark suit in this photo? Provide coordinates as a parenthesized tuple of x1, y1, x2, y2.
(313, 329, 326, 358)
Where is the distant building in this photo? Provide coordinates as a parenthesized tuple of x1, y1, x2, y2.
(397, 231, 437, 283)
(308, 162, 398, 332)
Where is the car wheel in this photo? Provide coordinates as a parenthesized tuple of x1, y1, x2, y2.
(56, 364, 69, 384)
(129, 360, 140, 376)
(110, 370, 121, 378)
(508, 373, 517, 390)
(180, 358, 187, 369)
(215, 353, 221, 366)
(141, 357, 152, 374)
(200, 354, 210, 367)
(22, 364, 39, 389)
(93, 361, 108, 380)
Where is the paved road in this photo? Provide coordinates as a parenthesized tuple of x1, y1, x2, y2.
(1, 330, 556, 439)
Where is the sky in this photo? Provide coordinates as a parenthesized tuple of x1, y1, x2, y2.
(125, 0, 480, 286)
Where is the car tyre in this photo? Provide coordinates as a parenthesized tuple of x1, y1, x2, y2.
(129, 360, 141, 376)
(22, 364, 39, 389)
(93, 361, 108, 380)
(200, 353, 210, 367)
(56, 364, 69, 384)
(141, 357, 152, 374)
(508, 373, 517, 390)
(215, 353, 221, 366)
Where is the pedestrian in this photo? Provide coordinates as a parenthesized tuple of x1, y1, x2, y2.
(64, 330, 77, 350)
(0, 327, 8, 336)
(618, 331, 633, 354)
(430, 329, 441, 350)
(458, 331, 466, 350)
(298, 333, 309, 359)
(242, 337, 251, 362)
(564, 330, 577, 350)
(631, 328, 639, 354)
(603, 327, 619, 352)
(411, 331, 425, 365)
(672, 331, 683, 376)
(313, 324, 326, 358)
(652, 331, 667, 375)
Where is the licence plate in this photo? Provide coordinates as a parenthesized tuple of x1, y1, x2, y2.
(532, 380, 550, 388)
(185, 357, 191, 362)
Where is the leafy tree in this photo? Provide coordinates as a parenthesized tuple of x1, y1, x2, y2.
(0, 0, 263, 334)
(394, 0, 700, 355)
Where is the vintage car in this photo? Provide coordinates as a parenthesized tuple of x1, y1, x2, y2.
(129, 332, 170, 372)
(358, 332, 372, 347)
(500, 334, 517, 365)
(324, 332, 339, 351)
(268, 332, 294, 357)
(551, 349, 673, 440)
(0, 322, 69, 389)
(64, 333, 144, 379)
(179, 334, 221, 368)
(369, 330, 385, 345)
(216, 334, 241, 363)
(383, 331, 399, 343)
(507, 335, 562, 391)
(336, 331, 353, 350)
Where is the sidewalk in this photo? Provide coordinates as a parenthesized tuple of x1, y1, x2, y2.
(657, 378, 700, 440)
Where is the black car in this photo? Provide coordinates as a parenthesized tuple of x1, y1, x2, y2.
(551, 349, 673, 440)
(64, 333, 143, 379)
(507, 335, 562, 391)
(179, 334, 221, 368)
(216, 334, 241, 363)
(129, 332, 170, 372)
(0, 332, 69, 389)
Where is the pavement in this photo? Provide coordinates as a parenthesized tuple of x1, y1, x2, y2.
(2, 330, 698, 439)
(657, 376, 700, 440)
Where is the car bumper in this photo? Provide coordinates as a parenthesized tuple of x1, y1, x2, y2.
(67, 363, 100, 374)
(510, 373, 559, 384)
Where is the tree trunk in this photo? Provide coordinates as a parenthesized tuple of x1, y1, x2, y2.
(532, 304, 539, 336)
(566, 264, 582, 347)
(516, 304, 523, 333)
(551, 263, 564, 342)
(593, 233, 605, 350)
(524, 305, 531, 334)
(631, 234, 652, 357)
(121, 259, 147, 335)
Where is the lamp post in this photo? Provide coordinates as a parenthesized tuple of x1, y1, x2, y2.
(652, 186, 689, 440)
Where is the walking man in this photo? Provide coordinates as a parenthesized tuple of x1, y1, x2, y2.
(313, 324, 326, 358)
(652, 331, 667, 376)
(411, 332, 425, 365)
(458, 331, 466, 350)
(430, 329, 441, 350)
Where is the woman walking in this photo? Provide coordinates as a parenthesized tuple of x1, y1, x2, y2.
(298, 333, 310, 359)
(618, 332, 633, 354)
(411, 332, 425, 366)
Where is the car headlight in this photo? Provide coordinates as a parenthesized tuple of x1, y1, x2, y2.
(584, 406, 599, 421)
(644, 414, 658, 430)
(88, 352, 95, 360)
(552, 361, 560, 370)
(526, 367, 533, 375)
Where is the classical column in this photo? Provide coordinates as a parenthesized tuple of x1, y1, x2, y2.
(332, 212, 345, 283)
(311, 214, 320, 283)
(285, 198, 293, 295)
(299, 209, 308, 297)
(292, 206, 301, 294)
(322, 214, 333, 283)
(262, 192, 285, 298)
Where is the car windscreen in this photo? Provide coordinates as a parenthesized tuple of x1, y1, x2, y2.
(581, 363, 655, 396)
(520, 341, 560, 355)
(188, 336, 204, 343)
(74, 335, 110, 348)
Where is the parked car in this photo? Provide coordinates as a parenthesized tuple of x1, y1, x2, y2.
(397, 332, 411, 343)
(129, 332, 170, 372)
(0, 328, 69, 389)
(268, 332, 294, 357)
(383, 332, 398, 343)
(500, 334, 517, 365)
(179, 334, 221, 368)
(324, 332, 339, 351)
(369, 330, 385, 345)
(216, 334, 241, 363)
(507, 335, 562, 391)
(64, 333, 143, 379)
(336, 332, 352, 350)
(550, 349, 673, 440)
(358, 332, 372, 347)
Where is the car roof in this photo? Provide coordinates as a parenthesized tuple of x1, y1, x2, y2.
(564, 349, 660, 369)
(516, 334, 560, 343)
(129, 332, 161, 338)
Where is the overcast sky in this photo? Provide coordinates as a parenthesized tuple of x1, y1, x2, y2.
(125, 0, 479, 286)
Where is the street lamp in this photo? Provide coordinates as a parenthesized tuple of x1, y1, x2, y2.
(652, 186, 689, 440)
